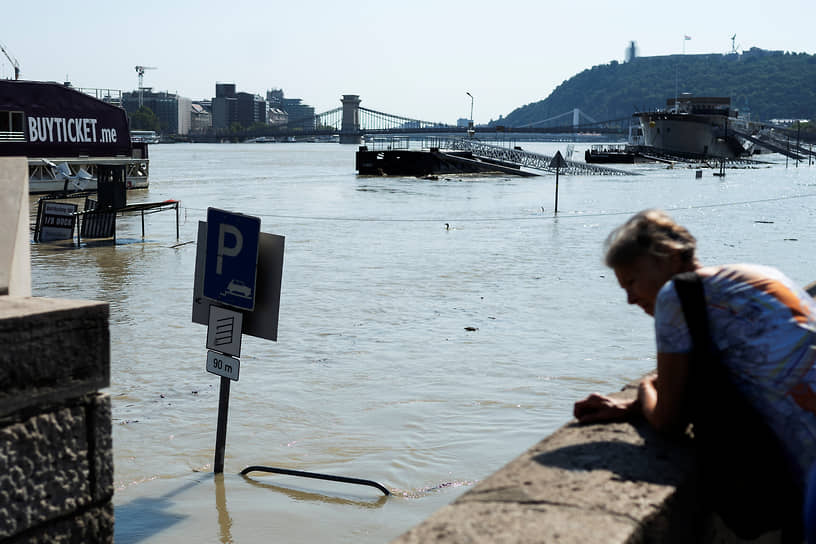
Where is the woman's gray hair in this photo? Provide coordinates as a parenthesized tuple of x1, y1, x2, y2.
(604, 209, 697, 268)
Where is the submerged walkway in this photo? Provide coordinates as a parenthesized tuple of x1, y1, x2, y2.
(432, 138, 636, 176)
(731, 129, 812, 161)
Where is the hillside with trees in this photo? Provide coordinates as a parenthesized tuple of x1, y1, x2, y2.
(494, 48, 816, 127)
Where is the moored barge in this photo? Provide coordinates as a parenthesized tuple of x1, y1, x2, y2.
(0, 79, 149, 193)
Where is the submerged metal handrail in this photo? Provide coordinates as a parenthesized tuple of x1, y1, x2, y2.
(240, 465, 391, 496)
(428, 137, 635, 176)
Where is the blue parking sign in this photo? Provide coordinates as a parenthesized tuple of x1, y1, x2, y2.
(203, 208, 261, 311)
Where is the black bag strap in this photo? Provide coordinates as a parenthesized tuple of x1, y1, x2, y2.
(672, 271, 713, 357)
(671, 271, 715, 424)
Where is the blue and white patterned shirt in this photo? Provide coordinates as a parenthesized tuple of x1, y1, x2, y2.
(655, 264, 816, 486)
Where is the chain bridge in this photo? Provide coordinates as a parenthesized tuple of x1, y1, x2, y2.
(228, 94, 627, 143)
(517, 108, 600, 129)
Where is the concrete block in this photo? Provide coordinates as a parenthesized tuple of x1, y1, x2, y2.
(395, 500, 641, 544)
(3, 503, 114, 544)
(0, 297, 109, 418)
(89, 394, 113, 504)
(0, 395, 112, 540)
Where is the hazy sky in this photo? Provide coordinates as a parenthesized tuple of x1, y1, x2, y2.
(3, 0, 814, 124)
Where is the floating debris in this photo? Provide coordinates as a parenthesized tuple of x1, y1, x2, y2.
(169, 240, 195, 248)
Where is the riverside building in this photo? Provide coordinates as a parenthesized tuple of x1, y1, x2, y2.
(122, 89, 191, 136)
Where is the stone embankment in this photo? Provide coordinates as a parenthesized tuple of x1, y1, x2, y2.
(0, 297, 113, 543)
(393, 380, 771, 543)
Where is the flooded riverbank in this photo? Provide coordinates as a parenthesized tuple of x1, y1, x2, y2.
(29, 142, 816, 542)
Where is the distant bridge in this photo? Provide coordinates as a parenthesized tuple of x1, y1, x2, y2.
(516, 107, 600, 129)
(190, 94, 628, 143)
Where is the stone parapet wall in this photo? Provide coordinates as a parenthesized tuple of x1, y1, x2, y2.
(392, 382, 745, 543)
(0, 297, 109, 418)
(0, 296, 113, 543)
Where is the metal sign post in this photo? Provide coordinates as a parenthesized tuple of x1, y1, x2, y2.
(195, 208, 284, 474)
(213, 376, 231, 474)
(192, 215, 390, 495)
(192, 213, 389, 494)
(550, 150, 566, 214)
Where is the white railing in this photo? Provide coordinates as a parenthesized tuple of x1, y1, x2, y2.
(0, 130, 25, 142)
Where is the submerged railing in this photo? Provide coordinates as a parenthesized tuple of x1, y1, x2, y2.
(427, 137, 636, 176)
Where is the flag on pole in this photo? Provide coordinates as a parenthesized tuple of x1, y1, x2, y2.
(684, 35, 692, 40)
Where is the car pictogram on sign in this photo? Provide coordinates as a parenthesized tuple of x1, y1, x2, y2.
(221, 279, 252, 299)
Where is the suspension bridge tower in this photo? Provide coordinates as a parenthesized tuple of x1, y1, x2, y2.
(340, 94, 362, 144)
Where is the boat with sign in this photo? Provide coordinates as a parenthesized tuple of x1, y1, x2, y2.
(0, 79, 149, 193)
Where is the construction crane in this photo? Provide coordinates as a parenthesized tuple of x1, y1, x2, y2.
(0, 40, 20, 80)
(134, 65, 157, 107)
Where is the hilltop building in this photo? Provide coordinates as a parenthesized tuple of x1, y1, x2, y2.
(122, 89, 192, 135)
(625, 40, 638, 62)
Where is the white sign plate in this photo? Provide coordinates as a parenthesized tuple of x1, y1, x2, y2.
(38, 201, 78, 242)
(206, 306, 243, 357)
(206, 350, 240, 381)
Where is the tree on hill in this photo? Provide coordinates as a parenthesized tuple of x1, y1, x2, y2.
(494, 48, 816, 127)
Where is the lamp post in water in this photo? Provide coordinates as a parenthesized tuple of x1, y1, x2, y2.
(466, 92, 474, 139)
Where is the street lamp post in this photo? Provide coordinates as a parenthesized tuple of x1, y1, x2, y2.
(466, 92, 474, 139)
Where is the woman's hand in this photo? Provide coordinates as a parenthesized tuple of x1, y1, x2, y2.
(573, 393, 638, 424)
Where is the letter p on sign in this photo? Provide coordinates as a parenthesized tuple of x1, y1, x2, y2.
(217, 224, 243, 275)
